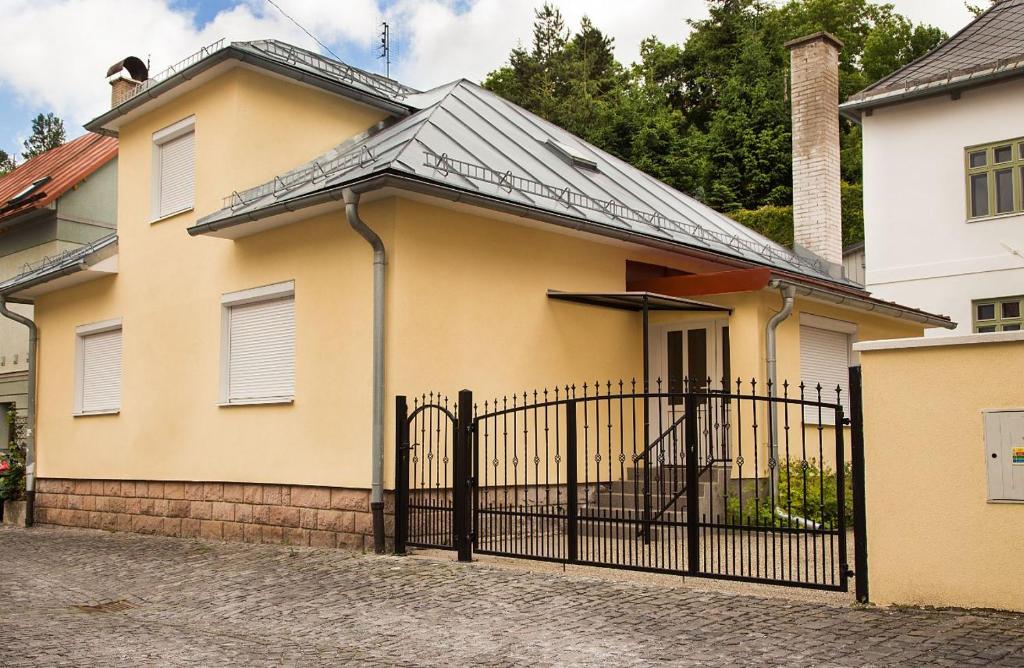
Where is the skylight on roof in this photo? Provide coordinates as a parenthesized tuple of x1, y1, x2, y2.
(7, 176, 51, 205)
(545, 139, 599, 172)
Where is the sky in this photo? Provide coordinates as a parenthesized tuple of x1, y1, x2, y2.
(0, 0, 977, 161)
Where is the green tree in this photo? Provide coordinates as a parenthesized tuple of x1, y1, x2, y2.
(22, 112, 66, 161)
(483, 0, 947, 249)
(0, 149, 15, 176)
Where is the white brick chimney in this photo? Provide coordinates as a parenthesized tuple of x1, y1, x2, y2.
(786, 32, 844, 269)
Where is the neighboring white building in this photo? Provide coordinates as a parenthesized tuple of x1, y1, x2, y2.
(840, 0, 1024, 335)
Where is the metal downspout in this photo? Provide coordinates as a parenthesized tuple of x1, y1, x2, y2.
(0, 297, 37, 527)
(765, 283, 796, 493)
(342, 190, 387, 554)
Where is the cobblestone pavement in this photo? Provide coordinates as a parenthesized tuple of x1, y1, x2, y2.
(2, 527, 1023, 667)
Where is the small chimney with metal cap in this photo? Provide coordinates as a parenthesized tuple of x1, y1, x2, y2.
(786, 31, 844, 274)
(106, 56, 149, 108)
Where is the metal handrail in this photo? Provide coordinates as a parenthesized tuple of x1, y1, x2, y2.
(632, 412, 687, 463)
(117, 39, 227, 106)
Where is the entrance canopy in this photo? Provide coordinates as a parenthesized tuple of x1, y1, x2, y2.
(545, 290, 731, 313)
(547, 290, 731, 391)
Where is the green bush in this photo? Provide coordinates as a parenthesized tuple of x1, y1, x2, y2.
(725, 459, 854, 528)
(0, 407, 25, 502)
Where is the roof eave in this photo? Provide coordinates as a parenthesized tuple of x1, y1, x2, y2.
(84, 45, 413, 136)
(840, 61, 1024, 123)
(0, 234, 119, 299)
(769, 277, 955, 330)
(188, 170, 852, 288)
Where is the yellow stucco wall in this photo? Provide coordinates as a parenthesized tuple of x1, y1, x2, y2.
(34, 66, 390, 488)
(859, 338, 1024, 612)
(31, 65, 926, 494)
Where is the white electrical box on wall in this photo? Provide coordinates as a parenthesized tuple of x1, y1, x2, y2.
(984, 410, 1024, 502)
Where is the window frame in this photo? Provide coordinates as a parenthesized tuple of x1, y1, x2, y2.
(965, 137, 1024, 221)
(219, 280, 296, 407)
(151, 115, 196, 222)
(972, 295, 1024, 333)
(74, 318, 123, 417)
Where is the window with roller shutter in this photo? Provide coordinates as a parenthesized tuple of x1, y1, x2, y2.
(75, 321, 123, 415)
(152, 116, 195, 220)
(799, 325, 851, 426)
(220, 281, 295, 404)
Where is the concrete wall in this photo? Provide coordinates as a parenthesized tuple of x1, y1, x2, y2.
(862, 78, 1024, 335)
(856, 333, 1024, 611)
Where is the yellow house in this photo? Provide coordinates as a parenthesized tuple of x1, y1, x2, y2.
(0, 36, 951, 573)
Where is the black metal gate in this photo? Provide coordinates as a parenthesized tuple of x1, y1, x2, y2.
(395, 393, 472, 557)
(396, 374, 867, 597)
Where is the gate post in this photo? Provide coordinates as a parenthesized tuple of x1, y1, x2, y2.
(849, 366, 869, 603)
(565, 399, 578, 564)
(454, 389, 474, 562)
(684, 392, 700, 575)
(394, 395, 409, 555)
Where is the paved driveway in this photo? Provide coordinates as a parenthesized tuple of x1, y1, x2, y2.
(1, 527, 1022, 667)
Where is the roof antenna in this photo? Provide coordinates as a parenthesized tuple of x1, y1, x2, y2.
(378, 20, 391, 78)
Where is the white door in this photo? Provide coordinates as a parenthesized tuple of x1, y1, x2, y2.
(649, 321, 730, 463)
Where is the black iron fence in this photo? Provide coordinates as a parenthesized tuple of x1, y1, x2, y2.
(396, 375, 863, 594)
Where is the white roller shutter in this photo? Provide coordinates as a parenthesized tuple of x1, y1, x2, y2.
(81, 328, 122, 413)
(227, 296, 295, 402)
(157, 130, 194, 218)
(799, 325, 850, 425)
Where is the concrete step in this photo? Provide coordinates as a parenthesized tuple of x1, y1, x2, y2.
(583, 490, 691, 512)
(596, 479, 708, 495)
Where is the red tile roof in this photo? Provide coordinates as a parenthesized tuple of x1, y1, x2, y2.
(0, 133, 118, 225)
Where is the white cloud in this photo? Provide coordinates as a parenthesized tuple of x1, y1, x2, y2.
(390, 0, 706, 89)
(0, 0, 980, 141)
(0, 0, 384, 129)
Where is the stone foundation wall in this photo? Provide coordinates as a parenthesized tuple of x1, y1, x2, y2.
(34, 478, 393, 550)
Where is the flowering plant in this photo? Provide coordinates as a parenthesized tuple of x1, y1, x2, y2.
(0, 407, 25, 502)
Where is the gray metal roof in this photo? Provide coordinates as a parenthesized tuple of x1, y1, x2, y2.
(843, 0, 1024, 114)
(195, 78, 844, 283)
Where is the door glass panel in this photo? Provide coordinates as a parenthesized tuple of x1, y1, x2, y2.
(667, 330, 683, 405)
(996, 168, 1014, 213)
(687, 328, 708, 392)
(971, 173, 989, 217)
(721, 326, 731, 395)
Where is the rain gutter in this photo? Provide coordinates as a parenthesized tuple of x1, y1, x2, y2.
(769, 277, 955, 329)
(765, 284, 796, 479)
(342, 189, 388, 555)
